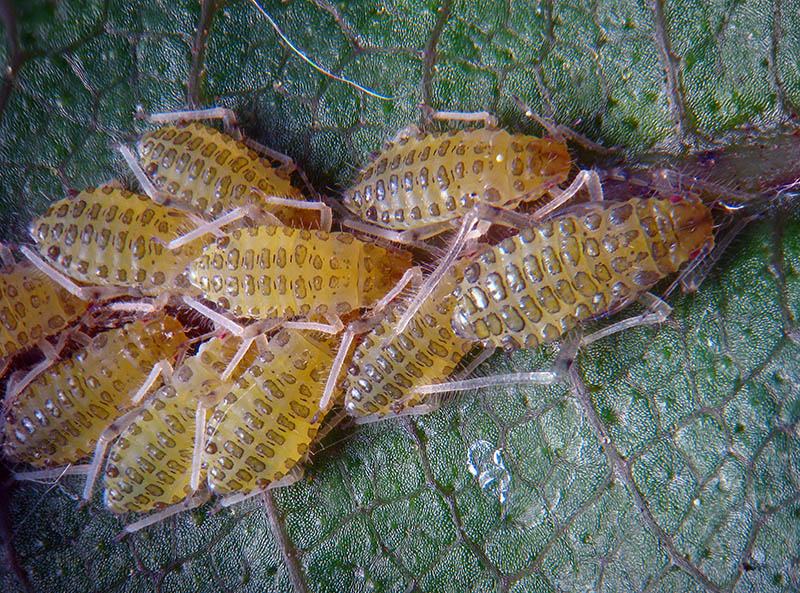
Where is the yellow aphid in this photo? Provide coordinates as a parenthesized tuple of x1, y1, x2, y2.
(29, 185, 209, 296)
(138, 123, 316, 227)
(103, 334, 257, 514)
(203, 329, 336, 494)
(1, 314, 187, 466)
(452, 197, 715, 350)
(342, 266, 474, 419)
(188, 225, 412, 319)
(343, 128, 570, 232)
(0, 260, 88, 360)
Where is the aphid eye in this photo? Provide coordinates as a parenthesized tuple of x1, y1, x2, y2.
(668, 195, 684, 204)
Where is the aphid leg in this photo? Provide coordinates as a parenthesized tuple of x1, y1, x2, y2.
(20, 246, 127, 302)
(581, 292, 672, 347)
(369, 266, 423, 316)
(388, 124, 422, 145)
(14, 464, 90, 483)
(146, 107, 239, 136)
(283, 313, 344, 335)
(253, 192, 333, 232)
(452, 346, 496, 382)
(353, 401, 441, 424)
(108, 298, 159, 314)
(190, 401, 207, 492)
(0, 243, 14, 268)
(340, 218, 441, 252)
(412, 334, 580, 397)
(182, 296, 248, 336)
(218, 465, 304, 508)
(385, 209, 481, 344)
(242, 138, 295, 171)
(412, 370, 561, 395)
(131, 360, 174, 405)
(426, 108, 499, 128)
(5, 336, 67, 399)
(532, 169, 604, 221)
(316, 326, 358, 421)
(116, 144, 173, 206)
(165, 205, 265, 250)
(80, 359, 173, 504)
(114, 489, 211, 540)
(79, 406, 153, 505)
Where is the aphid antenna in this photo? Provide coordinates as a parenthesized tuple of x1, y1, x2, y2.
(508, 92, 618, 154)
(248, 0, 395, 101)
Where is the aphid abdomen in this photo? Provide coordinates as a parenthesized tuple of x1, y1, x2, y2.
(342, 267, 474, 418)
(1, 315, 187, 466)
(29, 185, 208, 296)
(452, 197, 715, 351)
(104, 335, 255, 514)
(204, 329, 335, 494)
(137, 124, 308, 225)
(188, 225, 411, 319)
(102, 389, 195, 513)
(342, 128, 571, 231)
(0, 261, 88, 359)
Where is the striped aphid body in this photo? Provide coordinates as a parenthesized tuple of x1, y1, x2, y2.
(342, 128, 571, 232)
(342, 266, 475, 419)
(451, 197, 715, 351)
(137, 124, 314, 227)
(1, 314, 187, 466)
(188, 225, 412, 319)
(29, 186, 210, 297)
(103, 335, 257, 514)
(0, 260, 88, 360)
(204, 329, 336, 494)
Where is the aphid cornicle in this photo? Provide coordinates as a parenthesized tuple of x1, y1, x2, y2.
(188, 225, 412, 319)
(1, 314, 187, 466)
(342, 127, 571, 233)
(0, 259, 88, 360)
(137, 123, 318, 228)
(29, 185, 210, 297)
(103, 334, 257, 514)
(341, 266, 475, 419)
(203, 328, 337, 494)
(452, 196, 715, 351)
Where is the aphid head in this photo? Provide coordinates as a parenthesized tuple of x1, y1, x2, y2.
(667, 195, 714, 263)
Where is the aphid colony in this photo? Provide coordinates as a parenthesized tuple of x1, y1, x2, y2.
(0, 109, 714, 532)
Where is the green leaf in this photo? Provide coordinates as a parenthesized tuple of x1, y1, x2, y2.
(1, 1, 799, 592)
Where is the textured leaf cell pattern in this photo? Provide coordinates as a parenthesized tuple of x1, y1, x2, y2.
(1, 1, 799, 593)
